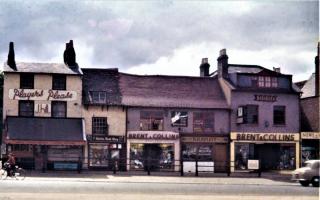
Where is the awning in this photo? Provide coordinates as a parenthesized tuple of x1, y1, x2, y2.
(5, 116, 86, 146)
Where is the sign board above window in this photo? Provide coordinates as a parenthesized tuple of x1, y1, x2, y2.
(254, 95, 277, 102)
(9, 89, 77, 101)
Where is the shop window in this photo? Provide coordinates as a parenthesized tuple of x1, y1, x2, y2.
(140, 111, 164, 131)
(171, 111, 188, 127)
(90, 91, 106, 104)
(19, 100, 34, 116)
(182, 144, 213, 161)
(279, 145, 295, 170)
(20, 74, 34, 89)
(51, 101, 66, 118)
(52, 75, 66, 90)
(11, 144, 30, 151)
(237, 105, 258, 124)
(193, 112, 214, 133)
(92, 117, 108, 135)
(273, 106, 285, 125)
(235, 143, 255, 170)
(89, 143, 109, 167)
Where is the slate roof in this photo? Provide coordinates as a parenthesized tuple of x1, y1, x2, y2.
(3, 62, 82, 75)
(82, 68, 122, 105)
(228, 64, 263, 74)
(119, 73, 228, 109)
(301, 73, 316, 98)
(6, 117, 85, 143)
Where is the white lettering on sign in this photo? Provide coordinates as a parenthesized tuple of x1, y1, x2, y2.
(9, 89, 77, 101)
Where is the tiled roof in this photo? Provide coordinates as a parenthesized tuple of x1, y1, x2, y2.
(119, 73, 228, 109)
(3, 62, 82, 75)
(301, 73, 316, 98)
(82, 68, 122, 105)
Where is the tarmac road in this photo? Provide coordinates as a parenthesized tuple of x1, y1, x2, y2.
(0, 176, 318, 200)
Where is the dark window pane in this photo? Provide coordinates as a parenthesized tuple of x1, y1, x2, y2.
(52, 75, 66, 90)
(92, 117, 108, 135)
(193, 112, 214, 133)
(19, 101, 34, 116)
(274, 106, 285, 125)
(243, 105, 258, 124)
(20, 74, 34, 89)
(52, 101, 66, 118)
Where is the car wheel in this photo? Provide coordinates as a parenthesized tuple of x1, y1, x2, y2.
(311, 177, 319, 187)
(299, 180, 310, 187)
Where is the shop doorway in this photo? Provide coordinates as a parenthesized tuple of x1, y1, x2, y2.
(143, 144, 162, 171)
(255, 144, 279, 170)
(213, 144, 227, 172)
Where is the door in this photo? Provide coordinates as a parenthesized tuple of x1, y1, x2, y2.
(143, 144, 162, 171)
(213, 144, 228, 172)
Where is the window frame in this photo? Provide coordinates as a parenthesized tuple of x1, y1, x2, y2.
(92, 117, 108, 136)
(273, 105, 286, 125)
(52, 74, 66, 90)
(51, 101, 67, 118)
(139, 111, 164, 131)
(18, 100, 34, 117)
(238, 105, 259, 124)
(20, 74, 34, 89)
(90, 91, 107, 104)
(193, 112, 214, 133)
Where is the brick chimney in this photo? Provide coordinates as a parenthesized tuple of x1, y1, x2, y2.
(7, 42, 16, 70)
(63, 40, 77, 67)
(217, 49, 229, 79)
(315, 42, 319, 96)
(200, 58, 210, 77)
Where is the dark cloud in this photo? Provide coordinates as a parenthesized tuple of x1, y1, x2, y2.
(0, 0, 318, 74)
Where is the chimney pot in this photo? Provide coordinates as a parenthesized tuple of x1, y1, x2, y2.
(220, 49, 227, 56)
(273, 67, 281, 73)
(201, 58, 208, 64)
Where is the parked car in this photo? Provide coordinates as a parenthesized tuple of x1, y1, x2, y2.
(292, 160, 320, 187)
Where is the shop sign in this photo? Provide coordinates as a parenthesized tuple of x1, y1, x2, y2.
(254, 94, 277, 102)
(9, 89, 77, 101)
(128, 131, 179, 140)
(87, 135, 124, 143)
(233, 132, 297, 141)
(181, 137, 228, 143)
(247, 160, 259, 170)
(301, 132, 320, 140)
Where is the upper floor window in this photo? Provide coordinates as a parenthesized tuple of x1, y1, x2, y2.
(256, 76, 278, 88)
(20, 74, 34, 89)
(273, 106, 285, 125)
(237, 105, 258, 124)
(19, 101, 34, 116)
(140, 111, 164, 131)
(51, 101, 66, 118)
(90, 91, 106, 104)
(52, 75, 66, 90)
(92, 117, 108, 135)
(193, 112, 214, 133)
(171, 111, 188, 127)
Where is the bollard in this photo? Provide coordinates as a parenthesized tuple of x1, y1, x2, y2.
(180, 161, 184, 176)
(195, 160, 198, 177)
(77, 157, 82, 174)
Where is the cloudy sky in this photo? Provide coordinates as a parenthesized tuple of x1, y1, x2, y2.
(0, 0, 318, 81)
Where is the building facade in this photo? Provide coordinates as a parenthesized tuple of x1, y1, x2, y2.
(2, 41, 86, 170)
(216, 49, 301, 171)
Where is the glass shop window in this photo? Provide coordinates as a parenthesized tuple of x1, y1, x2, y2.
(171, 111, 188, 127)
(140, 111, 164, 131)
(52, 75, 66, 90)
(273, 106, 285, 125)
(19, 100, 34, 117)
(20, 74, 34, 89)
(193, 112, 214, 133)
(92, 117, 108, 136)
(51, 101, 66, 118)
(235, 143, 255, 170)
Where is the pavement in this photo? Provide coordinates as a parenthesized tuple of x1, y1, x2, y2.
(23, 170, 294, 185)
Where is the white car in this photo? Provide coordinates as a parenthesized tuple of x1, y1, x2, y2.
(292, 160, 320, 187)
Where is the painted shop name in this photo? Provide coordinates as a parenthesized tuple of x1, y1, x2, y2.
(9, 89, 77, 101)
(254, 95, 277, 102)
(128, 133, 179, 140)
(236, 133, 295, 141)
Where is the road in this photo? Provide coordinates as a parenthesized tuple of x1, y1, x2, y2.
(0, 177, 318, 200)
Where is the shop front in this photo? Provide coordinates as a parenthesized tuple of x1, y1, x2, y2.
(87, 135, 126, 170)
(301, 132, 320, 165)
(127, 131, 179, 171)
(181, 134, 229, 172)
(230, 132, 300, 172)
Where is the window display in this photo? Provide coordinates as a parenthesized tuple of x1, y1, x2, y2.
(182, 144, 213, 161)
(89, 144, 109, 167)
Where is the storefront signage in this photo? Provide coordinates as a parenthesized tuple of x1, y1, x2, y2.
(254, 95, 277, 102)
(301, 132, 320, 140)
(87, 135, 124, 143)
(128, 131, 179, 140)
(247, 160, 259, 170)
(9, 89, 77, 101)
(181, 137, 228, 143)
(233, 132, 296, 141)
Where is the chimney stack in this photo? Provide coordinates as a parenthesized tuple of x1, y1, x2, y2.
(315, 42, 319, 96)
(7, 42, 16, 70)
(217, 49, 229, 79)
(273, 67, 281, 73)
(200, 58, 210, 77)
(63, 40, 77, 67)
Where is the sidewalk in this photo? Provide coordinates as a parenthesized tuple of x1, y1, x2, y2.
(24, 170, 294, 185)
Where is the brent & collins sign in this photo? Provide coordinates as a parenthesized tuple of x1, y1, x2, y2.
(231, 132, 299, 142)
(128, 131, 179, 140)
(9, 89, 77, 101)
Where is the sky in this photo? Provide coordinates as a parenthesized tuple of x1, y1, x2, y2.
(0, 0, 318, 81)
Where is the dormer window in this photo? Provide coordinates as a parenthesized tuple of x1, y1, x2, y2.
(90, 91, 106, 104)
(254, 76, 278, 88)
